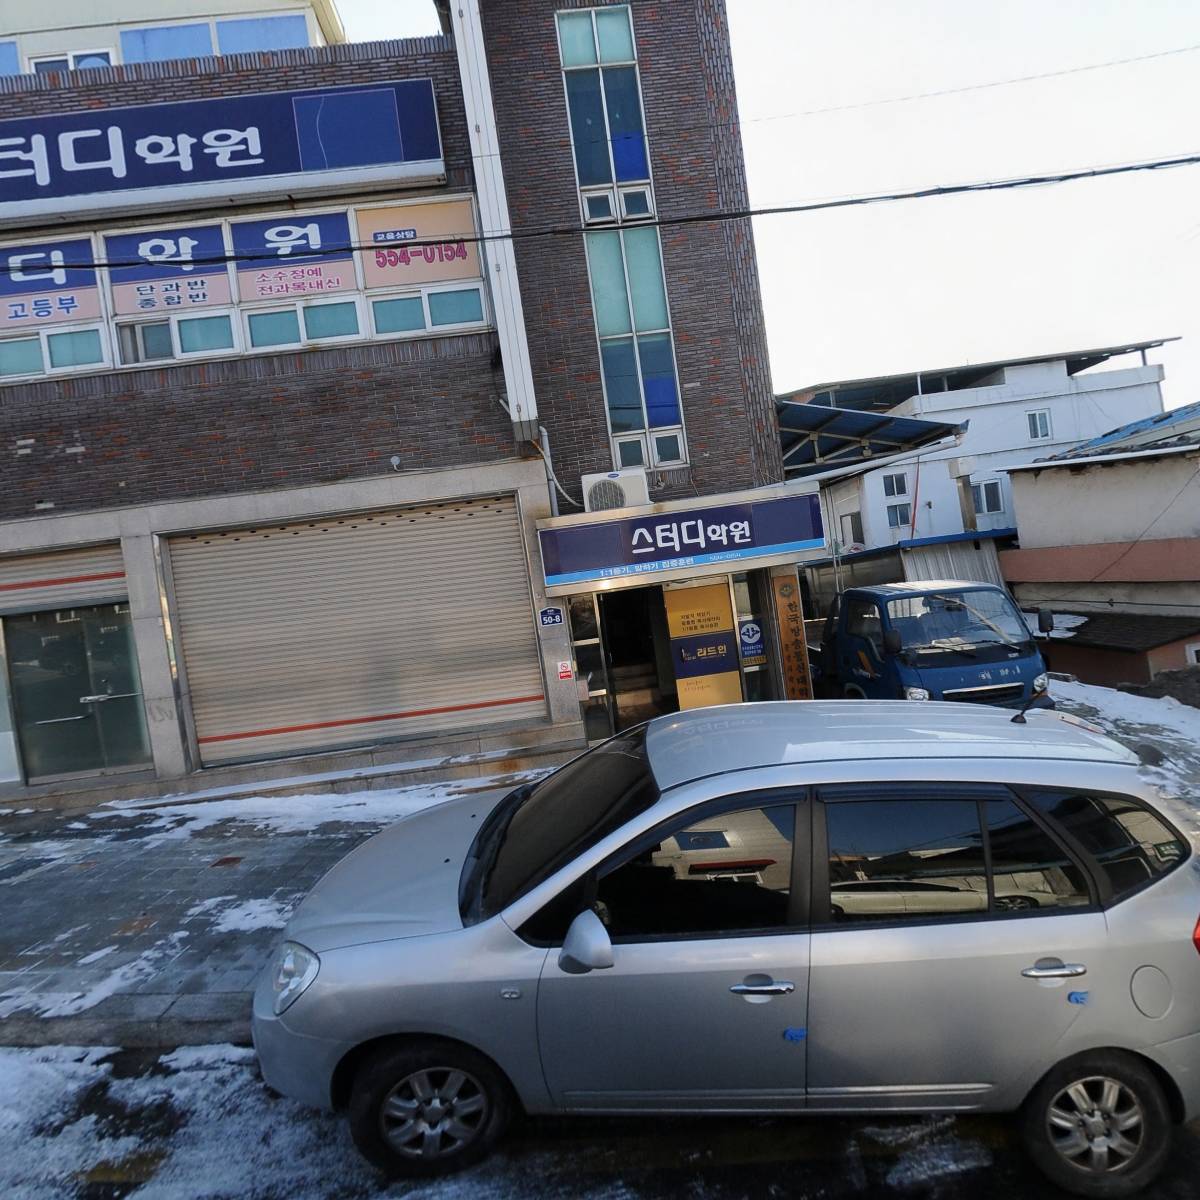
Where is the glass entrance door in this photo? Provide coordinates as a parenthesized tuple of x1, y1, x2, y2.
(5, 603, 151, 781)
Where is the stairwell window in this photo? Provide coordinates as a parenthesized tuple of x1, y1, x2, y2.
(1027, 409, 1052, 440)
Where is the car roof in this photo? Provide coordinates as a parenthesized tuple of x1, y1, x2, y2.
(844, 580, 1001, 598)
(643, 701, 1137, 791)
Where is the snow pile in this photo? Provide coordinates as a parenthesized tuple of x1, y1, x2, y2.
(185, 894, 298, 933)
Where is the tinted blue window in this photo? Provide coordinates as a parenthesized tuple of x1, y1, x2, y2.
(428, 288, 484, 327)
(0, 42, 20, 76)
(637, 333, 679, 427)
(603, 66, 648, 181)
(565, 69, 612, 187)
(600, 338, 644, 432)
(216, 15, 309, 55)
(120, 24, 213, 64)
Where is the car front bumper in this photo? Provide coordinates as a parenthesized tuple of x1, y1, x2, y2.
(252, 973, 348, 1111)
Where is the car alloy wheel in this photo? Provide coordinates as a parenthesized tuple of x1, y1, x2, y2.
(1046, 1075, 1144, 1176)
(378, 1067, 490, 1160)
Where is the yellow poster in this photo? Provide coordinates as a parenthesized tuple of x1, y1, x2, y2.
(665, 584, 743, 711)
(356, 198, 481, 289)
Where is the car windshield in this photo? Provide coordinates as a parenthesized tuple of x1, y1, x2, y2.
(886, 589, 1033, 660)
(462, 726, 661, 923)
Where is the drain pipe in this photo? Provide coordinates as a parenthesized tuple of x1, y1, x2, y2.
(532, 425, 582, 516)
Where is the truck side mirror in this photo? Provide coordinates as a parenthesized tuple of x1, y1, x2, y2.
(882, 629, 902, 655)
(1037, 610, 1055, 634)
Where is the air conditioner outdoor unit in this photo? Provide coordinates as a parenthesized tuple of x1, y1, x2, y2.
(581, 468, 651, 512)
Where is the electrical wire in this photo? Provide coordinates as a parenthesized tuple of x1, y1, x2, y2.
(6, 150, 1200, 275)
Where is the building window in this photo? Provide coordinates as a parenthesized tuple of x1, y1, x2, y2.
(886, 502, 911, 529)
(0, 326, 106, 378)
(30, 50, 113, 73)
(120, 23, 215, 63)
(215, 15, 309, 55)
(840, 511, 863, 546)
(586, 226, 685, 467)
(117, 312, 239, 363)
(557, 6, 654, 224)
(1187, 643, 1200, 666)
(882, 472, 907, 498)
(1027, 409, 1052, 440)
(0, 42, 19, 76)
(971, 480, 1004, 515)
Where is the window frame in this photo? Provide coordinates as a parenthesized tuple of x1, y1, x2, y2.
(886, 501, 911, 529)
(882, 472, 907, 498)
(29, 49, 114, 73)
(0, 322, 110, 379)
(115, 9, 316, 66)
(812, 782, 1103, 930)
(582, 225, 688, 469)
(1027, 408, 1052, 441)
(1186, 642, 1200, 666)
(971, 478, 1004, 515)
(241, 294, 368, 352)
(0, 192, 490, 385)
(555, 6, 658, 227)
(518, 789, 812, 947)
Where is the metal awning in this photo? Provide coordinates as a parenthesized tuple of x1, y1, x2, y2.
(777, 400, 961, 476)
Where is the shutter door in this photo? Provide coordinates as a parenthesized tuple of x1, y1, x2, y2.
(0, 544, 126, 614)
(168, 497, 546, 765)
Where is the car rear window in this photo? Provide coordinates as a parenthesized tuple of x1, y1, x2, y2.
(1023, 789, 1189, 899)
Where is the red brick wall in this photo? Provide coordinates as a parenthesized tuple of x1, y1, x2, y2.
(480, 0, 783, 501)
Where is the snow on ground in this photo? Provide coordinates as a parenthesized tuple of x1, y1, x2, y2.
(0, 1044, 1001, 1200)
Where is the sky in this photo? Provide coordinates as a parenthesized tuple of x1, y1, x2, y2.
(336, 0, 1200, 411)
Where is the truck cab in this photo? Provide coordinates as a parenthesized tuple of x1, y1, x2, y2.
(816, 580, 1054, 709)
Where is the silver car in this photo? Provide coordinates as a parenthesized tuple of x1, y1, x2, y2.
(253, 701, 1200, 1197)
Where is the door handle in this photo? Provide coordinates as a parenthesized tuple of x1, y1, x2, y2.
(79, 694, 111, 704)
(1022, 962, 1087, 980)
(730, 981, 795, 996)
(35, 715, 88, 725)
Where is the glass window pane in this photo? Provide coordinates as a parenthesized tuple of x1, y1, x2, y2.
(373, 296, 425, 334)
(216, 15, 309, 55)
(557, 11, 597, 66)
(603, 65, 649, 181)
(826, 799, 988, 921)
(617, 438, 645, 467)
(141, 322, 174, 359)
(653, 432, 682, 463)
(600, 338, 644, 432)
(585, 192, 614, 221)
(1025, 790, 1187, 898)
(622, 188, 651, 216)
(303, 301, 358, 340)
(33, 59, 70, 74)
(0, 42, 20, 76)
(47, 329, 103, 368)
(597, 804, 795, 938)
(120, 24, 213, 64)
(567, 595, 599, 642)
(248, 310, 301, 348)
(428, 288, 484, 326)
(623, 227, 668, 331)
(73, 52, 112, 69)
(565, 69, 612, 186)
(0, 338, 44, 377)
(179, 314, 235, 353)
(983, 799, 1090, 912)
(596, 7, 635, 62)
(637, 333, 680, 427)
(585, 231, 631, 336)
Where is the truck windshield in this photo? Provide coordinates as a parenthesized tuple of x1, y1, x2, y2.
(462, 726, 660, 923)
(886, 588, 1033, 661)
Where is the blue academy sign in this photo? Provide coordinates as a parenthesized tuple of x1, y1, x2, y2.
(0, 80, 442, 219)
(539, 493, 824, 589)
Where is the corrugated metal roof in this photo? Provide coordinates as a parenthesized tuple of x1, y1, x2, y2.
(1039, 400, 1200, 463)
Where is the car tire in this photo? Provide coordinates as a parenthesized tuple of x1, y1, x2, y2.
(349, 1041, 513, 1178)
(1020, 1050, 1173, 1198)
(996, 895, 1037, 911)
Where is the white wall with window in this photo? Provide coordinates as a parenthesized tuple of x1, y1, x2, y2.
(1026, 408, 1052, 441)
(0, 2, 340, 75)
(0, 194, 491, 382)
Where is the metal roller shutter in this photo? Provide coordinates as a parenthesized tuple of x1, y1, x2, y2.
(168, 496, 546, 764)
(0, 544, 126, 614)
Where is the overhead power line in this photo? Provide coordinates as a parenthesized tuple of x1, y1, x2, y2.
(5, 149, 1199, 276)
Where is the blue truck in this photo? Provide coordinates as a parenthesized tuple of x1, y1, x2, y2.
(814, 580, 1055, 709)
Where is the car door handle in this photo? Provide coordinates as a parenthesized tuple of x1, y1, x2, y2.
(730, 981, 795, 996)
(1022, 962, 1087, 980)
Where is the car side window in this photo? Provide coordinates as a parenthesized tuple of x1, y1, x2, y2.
(825, 798, 988, 921)
(983, 797, 1091, 911)
(1022, 789, 1188, 899)
(844, 598, 883, 656)
(594, 803, 796, 940)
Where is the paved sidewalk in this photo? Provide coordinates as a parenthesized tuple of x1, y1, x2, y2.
(0, 774, 529, 1046)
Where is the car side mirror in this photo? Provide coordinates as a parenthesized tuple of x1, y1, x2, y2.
(558, 908, 614, 975)
(1037, 610, 1055, 634)
(882, 628, 902, 655)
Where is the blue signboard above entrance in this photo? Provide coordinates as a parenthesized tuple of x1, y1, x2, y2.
(538, 493, 824, 590)
(0, 80, 443, 223)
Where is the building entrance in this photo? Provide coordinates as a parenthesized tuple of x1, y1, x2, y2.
(3, 603, 151, 782)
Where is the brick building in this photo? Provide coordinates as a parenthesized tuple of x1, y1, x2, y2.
(0, 1, 823, 797)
